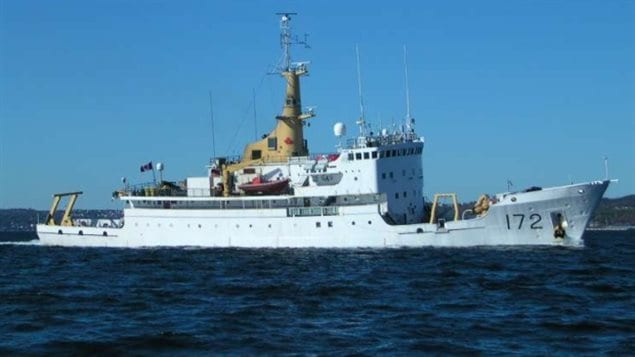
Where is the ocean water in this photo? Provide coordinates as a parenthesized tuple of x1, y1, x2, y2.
(0, 231, 633, 354)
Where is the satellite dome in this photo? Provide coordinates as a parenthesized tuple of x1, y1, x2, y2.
(333, 122, 346, 138)
(156, 162, 164, 171)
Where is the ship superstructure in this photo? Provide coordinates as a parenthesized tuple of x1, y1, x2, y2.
(36, 15, 611, 248)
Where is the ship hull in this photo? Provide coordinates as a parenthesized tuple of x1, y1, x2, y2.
(36, 181, 609, 248)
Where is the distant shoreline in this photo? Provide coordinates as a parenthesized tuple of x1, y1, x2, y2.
(586, 226, 635, 232)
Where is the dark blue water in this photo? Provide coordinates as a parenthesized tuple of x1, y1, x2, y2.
(1, 231, 633, 354)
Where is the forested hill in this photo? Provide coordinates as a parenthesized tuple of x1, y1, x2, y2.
(1, 195, 634, 232)
(589, 195, 635, 228)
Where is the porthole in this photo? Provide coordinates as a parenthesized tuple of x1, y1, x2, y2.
(78, 230, 83, 236)
(249, 224, 253, 228)
(58, 229, 63, 235)
(316, 222, 321, 228)
(352, 221, 356, 225)
(268, 224, 272, 228)
(368, 221, 372, 225)
(198, 224, 202, 228)
(511, 197, 517, 202)
(103, 231, 108, 236)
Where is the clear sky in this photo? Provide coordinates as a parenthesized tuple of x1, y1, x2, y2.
(1, 0, 633, 209)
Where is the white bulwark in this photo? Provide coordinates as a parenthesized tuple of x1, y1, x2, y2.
(37, 15, 611, 248)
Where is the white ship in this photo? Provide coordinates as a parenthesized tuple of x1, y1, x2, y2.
(37, 15, 611, 248)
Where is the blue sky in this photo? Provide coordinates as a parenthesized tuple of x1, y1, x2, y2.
(1, 0, 633, 209)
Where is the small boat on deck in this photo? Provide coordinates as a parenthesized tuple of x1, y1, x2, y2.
(239, 176, 290, 195)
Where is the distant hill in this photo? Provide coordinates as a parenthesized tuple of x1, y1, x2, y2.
(1, 196, 633, 232)
(589, 195, 635, 227)
(0, 209, 121, 232)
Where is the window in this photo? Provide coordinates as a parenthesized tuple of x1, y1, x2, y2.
(379, 151, 384, 158)
(355, 153, 362, 160)
(328, 221, 333, 227)
(268, 137, 277, 150)
(389, 172, 394, 179)
(348, 153, 354, 160)
(382, 173, 386, 179)
(403, 191, 407, 197)
(392, 150, 397, 157)
(402, 170, 406, 176)
(316, 222, 321, 228)
(363, 152, 369, 159)
(371, 151, 378, 159)
(386, 150, 392, 158)
(395, 193, 399, 199)
(251, 150, 262, 160)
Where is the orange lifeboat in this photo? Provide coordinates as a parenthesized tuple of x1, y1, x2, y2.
(238, 176, 290, 195)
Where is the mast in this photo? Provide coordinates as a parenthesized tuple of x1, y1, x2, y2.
(403, 45, 415, 133)
(355, 45, 366, 136)
(209, 90, 216, 159)
(236, 13, 315, 163)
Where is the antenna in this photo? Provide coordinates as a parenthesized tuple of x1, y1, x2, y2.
(275, 12, 309, 73)
(604, 155, 609, 180)
(403, 45, 414, 132)
(355, 44, 366, 136)
(209, 90, 216, 159)
(252, 88, 258, 140)
(403, 46, 411, 120)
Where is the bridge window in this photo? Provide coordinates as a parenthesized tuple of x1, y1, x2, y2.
(379, 151, 384, 158)
(395, 193, 399, 199)
(389, 172, 394, 179)
(382, 173, 386, 179)
(392, 150, 397, 157)
(363, 152, 369, 159)
(355, 153, 362, 160)
(251, 150, 262, 160)
(348, 153, 354, 160)
(372, 151, 377, 159)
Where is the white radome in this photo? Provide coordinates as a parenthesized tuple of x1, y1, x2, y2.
(333, 122, 346, 138)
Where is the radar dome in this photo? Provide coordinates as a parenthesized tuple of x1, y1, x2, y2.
(156, 162, 164, 171)
(333, 122, 346, 138)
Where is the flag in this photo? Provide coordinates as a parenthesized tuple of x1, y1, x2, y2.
(140, 161, 153, 172)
